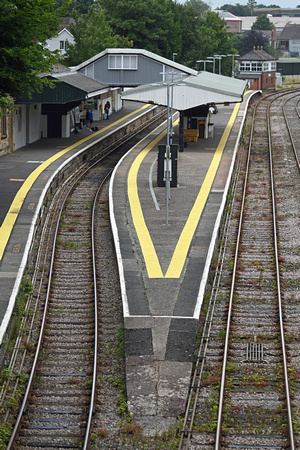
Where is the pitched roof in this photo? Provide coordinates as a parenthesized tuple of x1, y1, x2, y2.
(121, 71, 247, 111)
(238, 49, 277, 61)
(71, 48, 198, 76)
(54, 72, 108, 96)
(279, 23, 300, 39)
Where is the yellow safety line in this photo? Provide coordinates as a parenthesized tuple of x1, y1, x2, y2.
(165, 102, 240, 278)
(129, 103, 240, 279)
(128, 128, 169, 278)
(0, 105, 149, 261)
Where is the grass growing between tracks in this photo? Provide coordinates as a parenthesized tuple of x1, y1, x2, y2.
(0, 276, 34, 447)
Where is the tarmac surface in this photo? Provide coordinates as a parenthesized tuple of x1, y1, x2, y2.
(0, 93, 253, 434)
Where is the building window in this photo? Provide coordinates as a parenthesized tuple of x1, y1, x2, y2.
(240, 62, 263, 72)
(263, 62, 269, 71)
(271, 62, 276, 71)
(108, 55, 138, 70)
(1, 112, 7, 139)
(251, 62, 262, 72)
(240, 62, 251, 72)
(60, 40, 64, 50)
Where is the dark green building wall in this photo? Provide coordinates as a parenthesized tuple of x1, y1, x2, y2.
(277, 61, 300, 76)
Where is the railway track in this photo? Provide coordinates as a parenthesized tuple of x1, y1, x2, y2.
(179, 89, 300, 449)
(7, 161, 109, 448)
(2, 110, 166, 448)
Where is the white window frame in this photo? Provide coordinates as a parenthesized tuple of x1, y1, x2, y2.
(240, 62, 251, 72)
(251, 62, 262, 72)
(108, 55, 138, 70)
(263, 62, 269, 71)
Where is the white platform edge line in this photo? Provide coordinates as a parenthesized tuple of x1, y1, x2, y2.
(193, 92, 259, 320)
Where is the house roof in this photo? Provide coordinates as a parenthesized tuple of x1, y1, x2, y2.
(238, 49, 277, 61)
(240, 15, 300, 32)
(279, 23, 300, 39)
(71, 48, 198, 76)
(16, 72, 108, 104)
(54, 72, 108, 97)
(214, 10, 242, 21)
(57, 28, 74, 38)
(121, 71, 247, 111)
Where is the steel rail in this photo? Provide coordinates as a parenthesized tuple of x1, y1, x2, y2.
(178, 131, 245, 450)
(214, 90, 296, 449)
(268, 95, 295, 450)
(7, 157, 106, 448)
(83, 171, 111, 448)
(282, 91, 300, 169)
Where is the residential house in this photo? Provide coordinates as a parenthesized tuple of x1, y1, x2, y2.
(46, 27, 74, 56)
(277, 23, 300, 57)
(237, 48, 277, 90)
(215, 11, 243, 33)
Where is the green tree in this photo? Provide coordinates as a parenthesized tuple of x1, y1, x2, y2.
(177, 2, 204, 66)
(247, 0, 257, 15)
(229, 32, 244, 54)
(0, 0, 68, 109)
(55, 0, 94, 15)
(240, 30, 269, 54)
(252, 14, 274, 30)
(101, 0, 181, 59)
(218, 3, 251, 16)
(187, 0, 210, 16)
(197, 11, 237, 75)
(63, 2, 133, 66)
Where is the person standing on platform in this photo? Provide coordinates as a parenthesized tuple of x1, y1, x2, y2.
(85, 109, 89, 127)
(104, 101, 110, 119)
(89, 109, 93, 130)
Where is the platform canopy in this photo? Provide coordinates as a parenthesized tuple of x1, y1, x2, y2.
(121, 71, 247, 111)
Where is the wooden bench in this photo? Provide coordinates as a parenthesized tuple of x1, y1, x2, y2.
(183, 129, 199, 143)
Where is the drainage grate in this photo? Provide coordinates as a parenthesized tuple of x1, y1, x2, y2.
(244, 338, 265, 362)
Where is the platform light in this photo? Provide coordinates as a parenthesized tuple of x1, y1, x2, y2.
(207, 56, 216, 73)
(227, 54, 240, 77)
(214, 55, 226, 75)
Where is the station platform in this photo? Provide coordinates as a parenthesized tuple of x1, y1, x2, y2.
(110, 95, 253, 433)
(0, 101, 154, 344)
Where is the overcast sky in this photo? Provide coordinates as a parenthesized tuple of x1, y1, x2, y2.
(177, 0, 300, 10)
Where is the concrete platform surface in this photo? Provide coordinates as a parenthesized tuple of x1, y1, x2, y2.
(110, 96, 253, 433)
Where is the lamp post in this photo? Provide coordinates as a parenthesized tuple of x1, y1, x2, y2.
(227, 54, 239, 77)
(197, 59, 206, 70)
(207, 56, 216, 73)
(214, 54, 226, 75)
